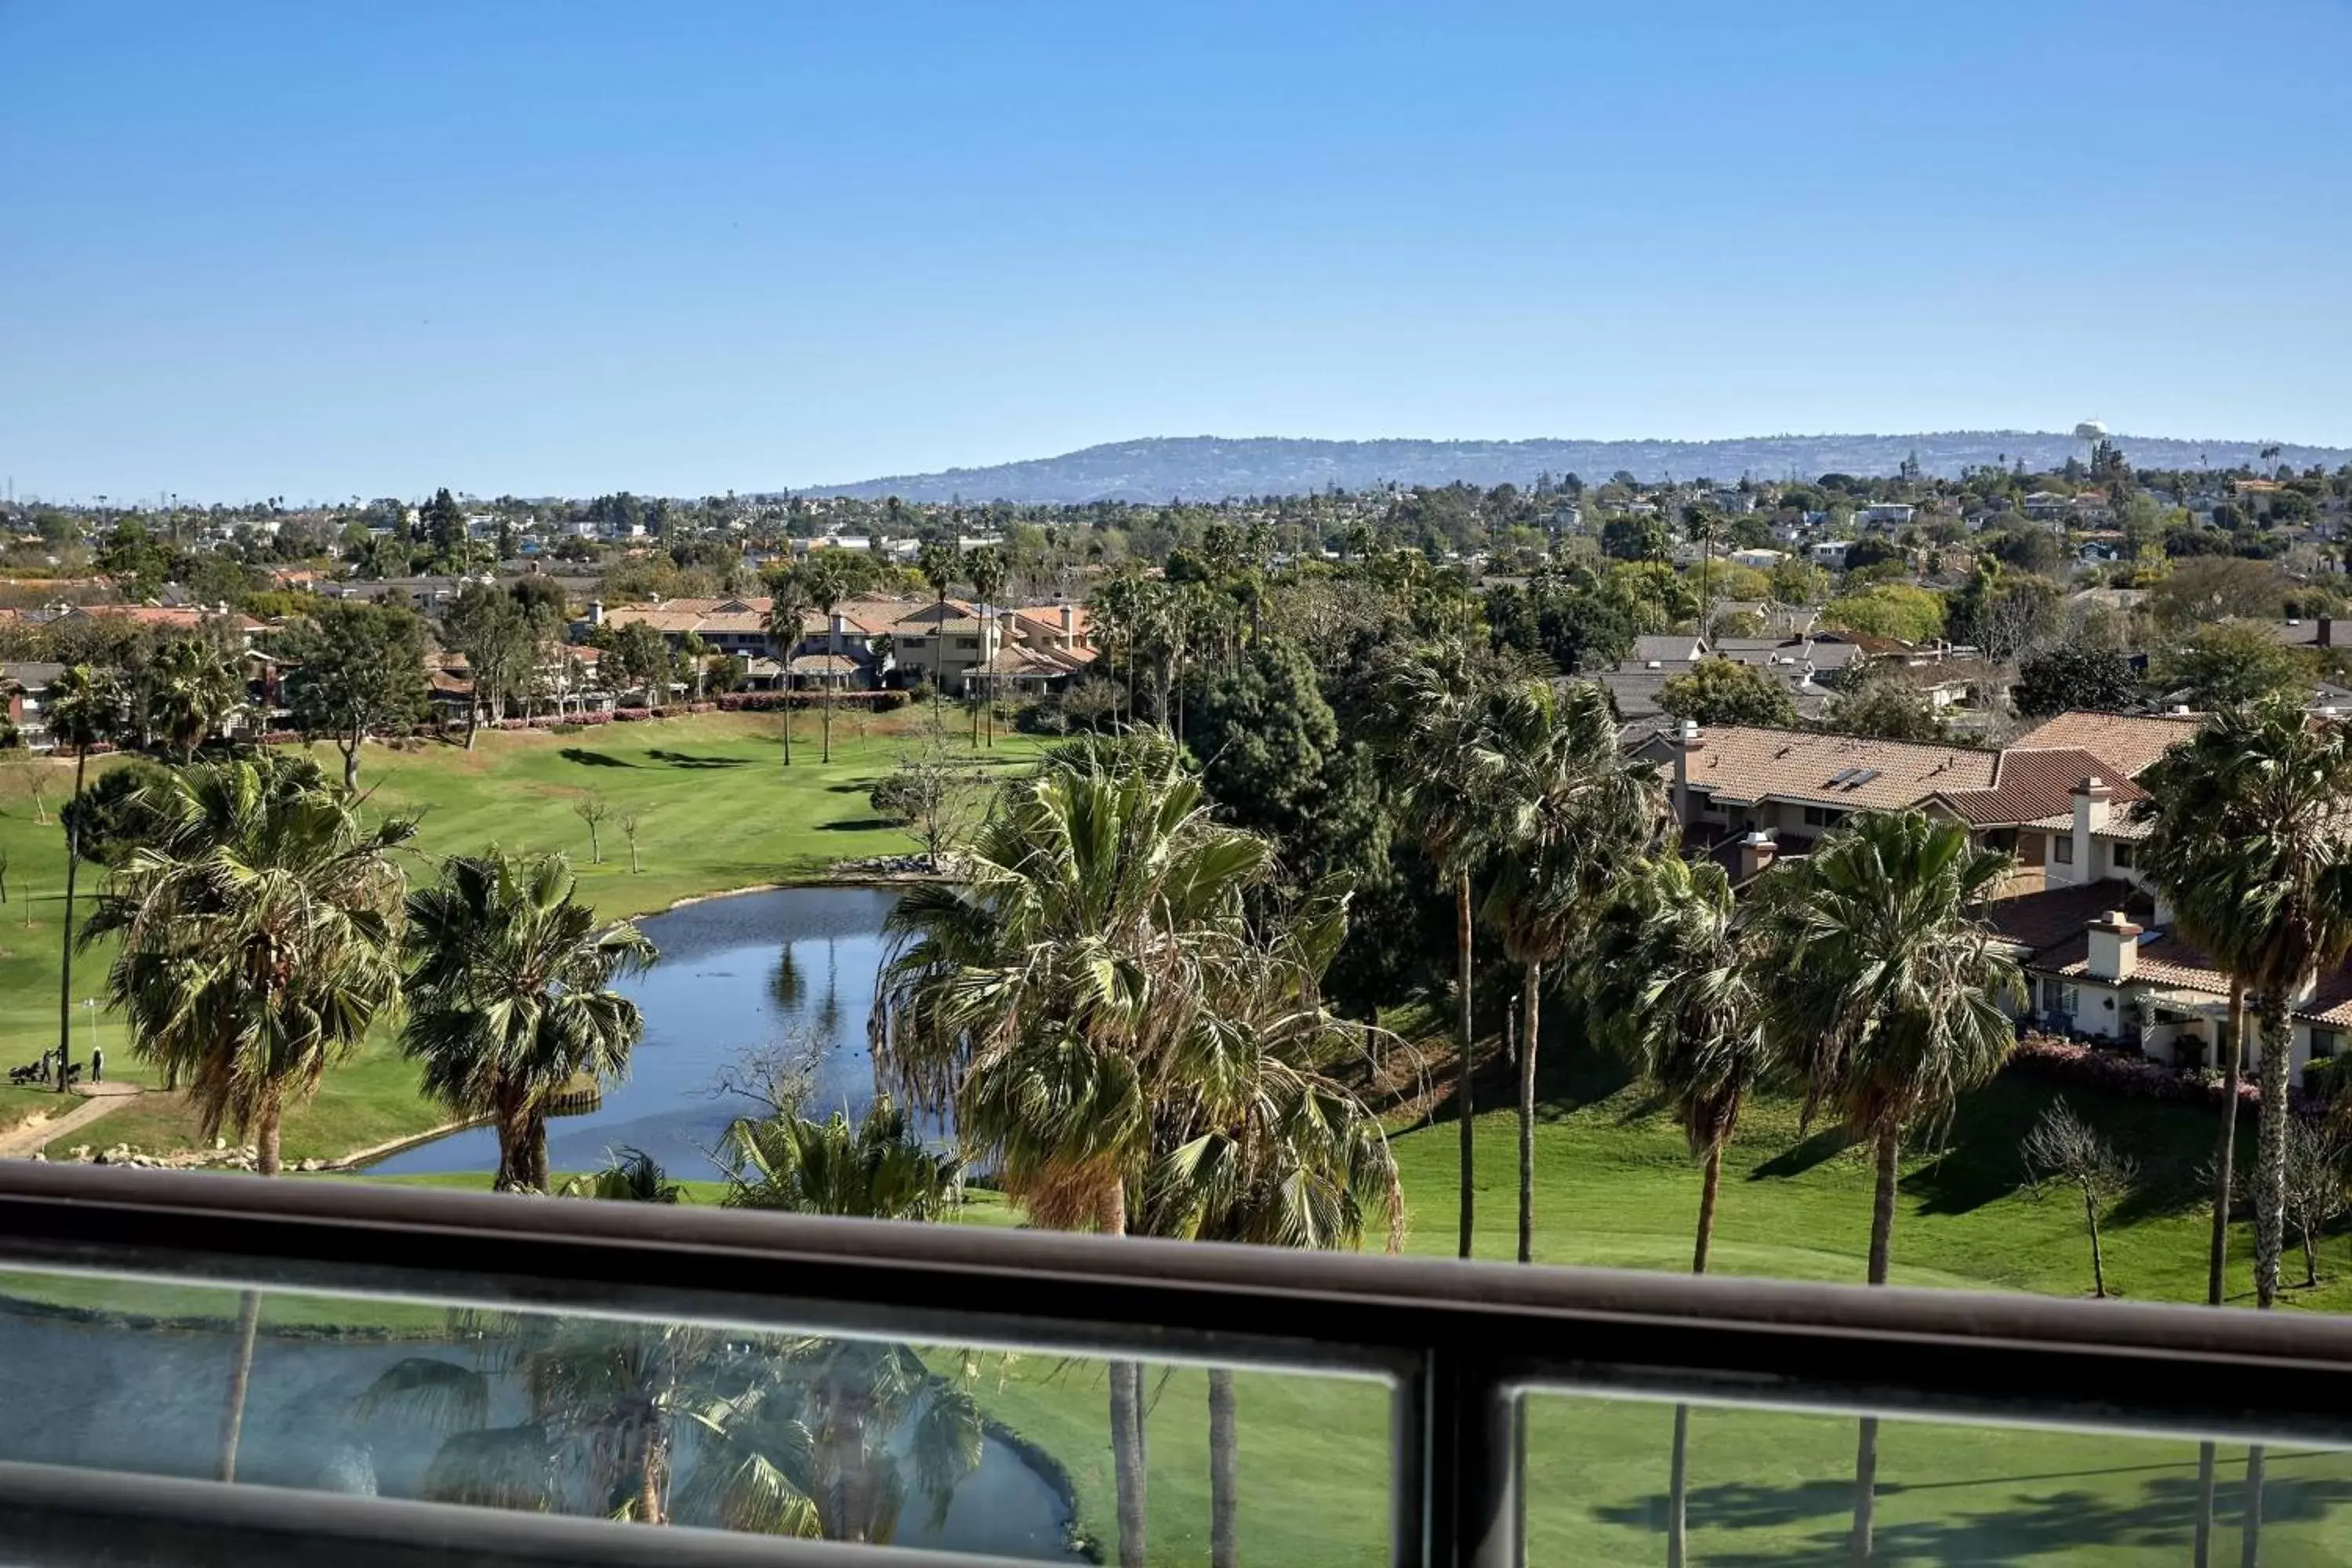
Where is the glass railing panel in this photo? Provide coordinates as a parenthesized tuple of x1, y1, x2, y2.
(1523, 1388, 2352, 1566)
(0, 1266, 1392, 1565)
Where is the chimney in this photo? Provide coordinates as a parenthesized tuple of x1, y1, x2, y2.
(1737, 830, 1777, 881)
(2085, 910, 2143, 983)
(587, 599, 604, 626)
(829, 610, 846, 653)
(1672, 719, 1701, 822)
(2070, 775, 2111, 882)
(1059, 603, 1076, 637)
(2324, 616, 2336, 649)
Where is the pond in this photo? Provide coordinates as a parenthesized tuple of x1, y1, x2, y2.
(370, 885, 908, 1181)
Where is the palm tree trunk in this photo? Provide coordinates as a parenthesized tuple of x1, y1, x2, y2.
(217, 1288, 263, 1482)
(2196, 985, 2248, 1566)
(1518, 968, 1541, 1265)
(1668, 1401, 1691, 1568)
(56, 746, 85, 1092)
(1693, 1141, 1724, 1276)
(528, 1110, 550, 1193)
(781, 698, 793, 768)
(1456, 870, 1475, 1260)
(2241, 1446, 2266, 1568)
(1098, 1181, 1149, 1568)
(2211, 983, 2246, 1305)
(255, 1094, 285, 1178)
(1208, 1367, 1238, 1568)
(2253, 1000, 2290, 1310)
(1850, 1125, 1900, 1564)
(822, 684, 833, 763)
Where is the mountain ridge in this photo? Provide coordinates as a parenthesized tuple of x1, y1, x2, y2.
(798, 432, 2352, 505)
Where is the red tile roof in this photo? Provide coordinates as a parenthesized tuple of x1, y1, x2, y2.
(1934, 749, 2148, 828)
(2008, 712, 2203, 779)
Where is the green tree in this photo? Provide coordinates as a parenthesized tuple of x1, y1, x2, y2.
(401, 848, 656, 1192)
(1600, 514, 1668, 561)
(917, 541, 960, 723)
(876, 734, 1276, 1568)
(2013, 640, 2139, 718)
(2156, 620, 2312, 709)
(964, 546, 1007, 747)
(1585, 852, 1771, 1568)
(1480, 678, 1667, 1263)
(45, 665, 122, 1091)
(765, 575, 815, 767)
(420, 487, 467, 564)
(798, 551, 860, 761)
(85, 758, 416, 1172)
(148, 635, 244, 760)
(609, 620, 673, 712)
(1820, 583, 1946, 644)
(723, 1095, 961, 1220)
(1753, 810, 2021, 1564)
(281, 602, 432, 792)
(442, 583, 535, 748)
(1379, 638, 1508, 1258)
(1824, 674, 1947, 742)
(1657, 657, 1798, 728)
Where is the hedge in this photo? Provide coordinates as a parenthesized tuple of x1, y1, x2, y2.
(2008, 1033, 2264, 1111)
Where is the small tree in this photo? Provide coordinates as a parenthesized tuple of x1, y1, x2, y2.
(2021, 1098, 2137, 1298)
(868, 746, 982, 871)
(572, 791, 611, 864)
(1657, 657, 1798, 728)
(620, 809, 645, 875)
(2283, 1117, 2347, 1289)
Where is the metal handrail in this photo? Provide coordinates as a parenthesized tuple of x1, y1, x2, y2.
(3, 1162, 2352, 1567)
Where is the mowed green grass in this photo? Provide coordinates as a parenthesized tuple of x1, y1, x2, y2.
(0, 710, 1039, 1156)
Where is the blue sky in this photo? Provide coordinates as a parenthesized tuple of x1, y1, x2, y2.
(5, 1, 2349, 503)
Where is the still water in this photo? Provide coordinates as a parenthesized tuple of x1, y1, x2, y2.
(371, 886, 904, 1180)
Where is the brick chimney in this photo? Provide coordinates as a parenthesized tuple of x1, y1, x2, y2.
(2069, 775, 2111, 883)
(2085, 910, 2143, 983)
(1737, 830, 1777, 881)
(1059, 603, 1076, 637)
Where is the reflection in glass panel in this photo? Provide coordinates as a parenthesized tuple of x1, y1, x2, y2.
(1524, 1390, 2352, 1566)
(0, 1269, 1390, 1564)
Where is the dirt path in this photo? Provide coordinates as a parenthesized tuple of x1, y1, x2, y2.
(0, 1084, 142, 1160)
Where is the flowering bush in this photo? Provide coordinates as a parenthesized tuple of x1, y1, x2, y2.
(2009, 1033, 2263, 1110)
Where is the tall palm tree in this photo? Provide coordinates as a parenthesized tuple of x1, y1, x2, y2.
(798, 551, 856, 763)
(877, 732, 1274, 1568)
(964, 546, 1007, 747)
(1137, 887, 1403, 1568)
(2136, 700, 2352, 1311)
(916, 542, 960, 722)
(85, 757, 414, 1171)
(1752, 809, 2021, 1565)
(148, 635, 244, 760)
(1480, 677, 1668, 1264)
(401, 848, 656, 1192)
(766, 574, 815, 768)
(1586, 853, 1771, 1568)
(83, 756, 413, 1487)
(1380, 637, 1504, 1258)
(45, 664, 119, 1093)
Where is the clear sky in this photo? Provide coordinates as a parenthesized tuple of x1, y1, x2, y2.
(5, 1, 2349, 503)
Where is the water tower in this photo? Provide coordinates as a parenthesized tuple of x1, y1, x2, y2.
(2073, 420, 2107, 472)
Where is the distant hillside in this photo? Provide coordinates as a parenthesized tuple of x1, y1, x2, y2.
(802, 432, 2351, 505)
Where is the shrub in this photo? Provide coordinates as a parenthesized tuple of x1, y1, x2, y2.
(2009, 1033, 2264, 1111)
(550, 721, 586, 736)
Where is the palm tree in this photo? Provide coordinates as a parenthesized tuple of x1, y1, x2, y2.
(722, 1096, 960, 1219)
(2134, 699, 2352, 1311)
(85, 757, 414, 1171)
(1480, 677, 1668, 1264)
(45, 664, 118, 1093)
(877, 732, 1275, 1568)
(798, 552, 856, 763)
(1586, 853, 1771, 1568)
(1137, 889, 1403, 1568)
(148, 635, 244, 760)
(766, 574, 815, 768)
(1752, 809, 2022, 1565)
(1380, 637, 1504, 1258)
(561, 1146, 681, 1203)
(917, 542, 960, 722)
(401, 848, 656, 1193)
(964, 546, 1007, 747)
(83, 756, 412, 1486)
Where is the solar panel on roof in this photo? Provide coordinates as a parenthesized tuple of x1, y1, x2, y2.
(1826, 768, 1857, 784)
(1849, 768, 1882, 786)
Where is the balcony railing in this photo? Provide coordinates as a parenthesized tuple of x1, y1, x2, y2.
(2, 1162, 2352, 1565)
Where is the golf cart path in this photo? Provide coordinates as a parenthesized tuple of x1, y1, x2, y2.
(0, 1083, 142, 1160)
